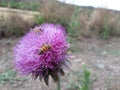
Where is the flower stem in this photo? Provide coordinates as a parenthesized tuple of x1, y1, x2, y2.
(57, 77, 61, 90)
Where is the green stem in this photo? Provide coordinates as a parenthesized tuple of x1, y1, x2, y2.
(57, 77, 61, 90)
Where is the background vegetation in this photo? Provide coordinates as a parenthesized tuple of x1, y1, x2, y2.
(0, 0, 120, 39)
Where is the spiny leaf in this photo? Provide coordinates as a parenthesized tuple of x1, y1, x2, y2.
(59, 68, 65, 76)
(50, 73, 59, 82)
(44, 74, 49, 86)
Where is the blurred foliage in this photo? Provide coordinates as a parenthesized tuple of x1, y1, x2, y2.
(0, 68, 26, 85)
(66, 6, 81, 44)
(0, 0, 120, 38)
(0, 0, 40, 11)
(0, 69, 15, 84)
(78, 68, 91, 90)
(34, 15, 45, 25)
(101, 22, 110, 39)
(40, 0, 73, 28)
(0, 15, 31, 38)
(0, 1, 6, 7)
(101, 17, 110, 39)
(67, 6, 81, 38)
(66, 67, 91, 90)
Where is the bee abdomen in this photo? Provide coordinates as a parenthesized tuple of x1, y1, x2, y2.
(38, 43, 51, 55)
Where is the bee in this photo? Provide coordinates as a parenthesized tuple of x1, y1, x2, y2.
(33, 27, 43, 35)
(39, 43, 51, 55)
(35, 29, 43, 33)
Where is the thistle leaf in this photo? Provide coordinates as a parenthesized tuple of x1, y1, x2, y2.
(59, 68, 65, 76)
(50, 73, 59, 82)
(44, 74, 49, 86)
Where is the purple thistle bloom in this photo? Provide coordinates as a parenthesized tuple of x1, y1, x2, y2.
(14, 23, 70, 85)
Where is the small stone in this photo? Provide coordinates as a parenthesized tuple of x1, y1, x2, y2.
(110, 72, 115, 76)
(96, 63, 105, 69)
(74, 59, 82, 62)
(102, 51, 107, 55)
(94, 88, 100, 90)
(107, 44, 112, 48)
(5, 40, 11, 45)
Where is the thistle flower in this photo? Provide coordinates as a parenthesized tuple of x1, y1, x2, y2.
(14, 23, 70, 85)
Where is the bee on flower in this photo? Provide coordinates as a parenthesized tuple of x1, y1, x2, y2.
(14, 23, 70, 85)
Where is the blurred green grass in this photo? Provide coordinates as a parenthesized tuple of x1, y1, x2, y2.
(0, 1, 40, 11)
(0, 68, 26, 85)
(66, 66, 91, 90)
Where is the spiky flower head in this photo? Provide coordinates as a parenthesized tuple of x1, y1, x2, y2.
(14, 23, 70, 85)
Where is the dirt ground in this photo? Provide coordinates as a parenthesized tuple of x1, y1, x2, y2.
(0, 37, 120, 90)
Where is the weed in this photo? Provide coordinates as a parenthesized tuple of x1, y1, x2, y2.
(104, 71, 111, 90)
(0, 69, 16, 84)
(34, 15, 45, 25)
(68, 6, 81, 38)
(101, 15, 110, 39)
(0, 68, 26, 85)
(40, 0, 73, 27)
(107, 48, 120, 56)
(0, 0, 40, 11)
(0, 1, 6, 7)
(78, 68, 91, 90)
(0, 14, 32, 38)
(66, 67, 91, 90)
(1, 1, 120, 38)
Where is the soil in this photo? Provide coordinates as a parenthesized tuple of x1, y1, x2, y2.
(0, 37, 120, 90)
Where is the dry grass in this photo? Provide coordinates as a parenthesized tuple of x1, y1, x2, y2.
(0, 7, 41, 38)
(1, 0, 120, 38)
(89, 8, 120, 37)
(39, 0, 74, 26)
(0, 14, 33, 38)
(107, 11, 120, 36)
(78, 8, 92, 38)
(80, 8, 120, 38)
(88, 8, 109, 37)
